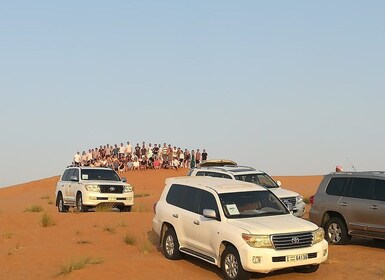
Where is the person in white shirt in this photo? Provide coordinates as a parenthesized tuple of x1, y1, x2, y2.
(126, 141, 132, 157)
(73, 152, 81, 166)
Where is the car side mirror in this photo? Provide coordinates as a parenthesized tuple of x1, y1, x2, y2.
(203, 209, 218, 220)
(121, 177, 127, 182)
(276, 180, 282, 187)
(70, 175, 78, 182)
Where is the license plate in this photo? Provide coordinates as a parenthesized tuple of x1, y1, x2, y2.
(285, 254, 308, 262)
(108, 197, 116, 201)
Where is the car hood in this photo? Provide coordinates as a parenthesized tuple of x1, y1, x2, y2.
(269, 187, 299, 198)
(227, 215, 317, 235)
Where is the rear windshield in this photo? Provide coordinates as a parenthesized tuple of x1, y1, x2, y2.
(81, 169, 120, 181)
(234, 173, 279, 188)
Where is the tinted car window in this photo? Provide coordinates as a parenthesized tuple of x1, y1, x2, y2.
(209, 172, 232, 179)
(61, 170, 70, 181)
(347, 178, 372, 199)
(373, 179, 385, 201)
(326, 177, 348, 196)
(198, 190, 219, 216)
(166, 184, 182, 207)
(166, 184, 200, 213)
(63, 169, 76, 181)
(196, 171, 206, 176)
(72, 169, 80, 181)
(183, 186, 200, 212)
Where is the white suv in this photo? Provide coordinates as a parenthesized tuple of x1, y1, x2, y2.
(188, 166, 306, 217)
(153, 177, 328, 280)
(55, 166, 134, 212)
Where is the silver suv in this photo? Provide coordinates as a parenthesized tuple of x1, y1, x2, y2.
(309, 171, 385, 244)
(55, 166, 134, 212)
(188, 166, 306, 217)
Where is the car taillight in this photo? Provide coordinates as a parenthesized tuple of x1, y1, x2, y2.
(310, 195, 315, 206)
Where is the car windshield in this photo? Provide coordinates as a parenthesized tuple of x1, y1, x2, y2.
(219, 190, 288, 219)
(81, 169, 121, 181)
(233, 173, 279, 188)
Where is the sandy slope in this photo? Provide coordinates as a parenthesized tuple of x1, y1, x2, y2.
(0, 169, 384, 280)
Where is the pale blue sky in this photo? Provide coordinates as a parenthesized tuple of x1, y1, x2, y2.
(1, 1, 384, 187)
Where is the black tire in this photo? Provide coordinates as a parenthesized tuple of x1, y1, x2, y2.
(293, 264, 320, 273)
(324, 217, 349, 245)
(57, 193, 69, 213)
(119, 205, 132, 212)
(76, 193, 89, 212)
(162, 228, 182, 260)
(221, 246, 250, 280)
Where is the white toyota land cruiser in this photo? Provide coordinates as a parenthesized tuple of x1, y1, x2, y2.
(188, 165, 306, 218)
(153, 177, 327, 280)
(55, 166, 134, 212)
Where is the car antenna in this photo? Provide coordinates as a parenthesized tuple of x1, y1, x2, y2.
(347, 157, 357, 172)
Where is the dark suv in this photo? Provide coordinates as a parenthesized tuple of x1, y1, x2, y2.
(309, 171, 385, 244)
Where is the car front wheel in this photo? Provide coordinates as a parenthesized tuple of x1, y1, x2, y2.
(162, 228, 182, 260)
(324, 217, 349, 245)
(57, 193, 69, 213)
(221, 246, 250, 280)
(76, 193, 88, 212)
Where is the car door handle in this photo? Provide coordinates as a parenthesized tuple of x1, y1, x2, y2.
(339, 202, 347, 206)
(194, 220, 200, 225)
(370, 205, 378, 210)
(172, 213, 178, 218)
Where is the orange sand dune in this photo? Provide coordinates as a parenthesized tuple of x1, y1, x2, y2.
(1, 170, 384, 280)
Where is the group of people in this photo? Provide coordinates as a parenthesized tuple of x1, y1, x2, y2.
(72, 141, 208, 173)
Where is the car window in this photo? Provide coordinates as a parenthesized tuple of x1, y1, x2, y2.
(234, 174, 278, 188)
(196, 171, 206, 176)
(208, 172, 231, 179)
(373, 179, 385, 201)
(61, 170, 70, 181)
(326, 177, 348, 196)
(72, 169, 80, 181)
(63, 169, 76, 181)
(346, 178, 372, 200)
(166, 184, 200, 213)
(198, 190, 219, 216)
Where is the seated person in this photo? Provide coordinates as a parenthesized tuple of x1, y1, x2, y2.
(153, 157, 161, 169)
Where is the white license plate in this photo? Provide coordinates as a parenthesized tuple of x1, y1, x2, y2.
(108, 197, 116, 201)
(285, 254, 308, 262)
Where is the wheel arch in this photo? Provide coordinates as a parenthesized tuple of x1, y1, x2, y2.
(218, 240, 237, 268)
(321, 211, 348, 228)
(160, 222, 174, 247)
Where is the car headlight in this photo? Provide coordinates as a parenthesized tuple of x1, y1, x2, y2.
(296, 195, 303, 203)
(123, 185, 133, 193)
(312, 228, 325, 245)
(242, 234, 273, 248)
(85, 184, 100, 192)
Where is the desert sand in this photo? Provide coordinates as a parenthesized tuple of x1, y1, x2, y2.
(1, 169, 384, 280)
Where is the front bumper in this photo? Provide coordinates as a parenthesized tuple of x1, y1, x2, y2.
(83, 193, 134, 206)
(238, 240, 328, 273)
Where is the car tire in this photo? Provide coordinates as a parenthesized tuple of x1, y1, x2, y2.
(76, 193, 89, 212)
(57, 193, 69, 213)
(221, 246, 250, 280)
(324, 217, 349, 245)
(293, 264, 320, 273)
(162, 228, 182, 260)
(119, 206, 132, 212)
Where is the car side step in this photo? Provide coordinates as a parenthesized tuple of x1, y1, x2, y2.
(180, 247, 216, 263)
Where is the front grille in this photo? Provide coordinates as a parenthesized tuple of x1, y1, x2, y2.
(281, 196, 296, 207)
(272, 232, 313, 250)
(272, 252, 317, 262)
(99, 185, 124, 194)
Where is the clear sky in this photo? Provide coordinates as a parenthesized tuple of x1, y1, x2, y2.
(1, 1, 384, 187)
